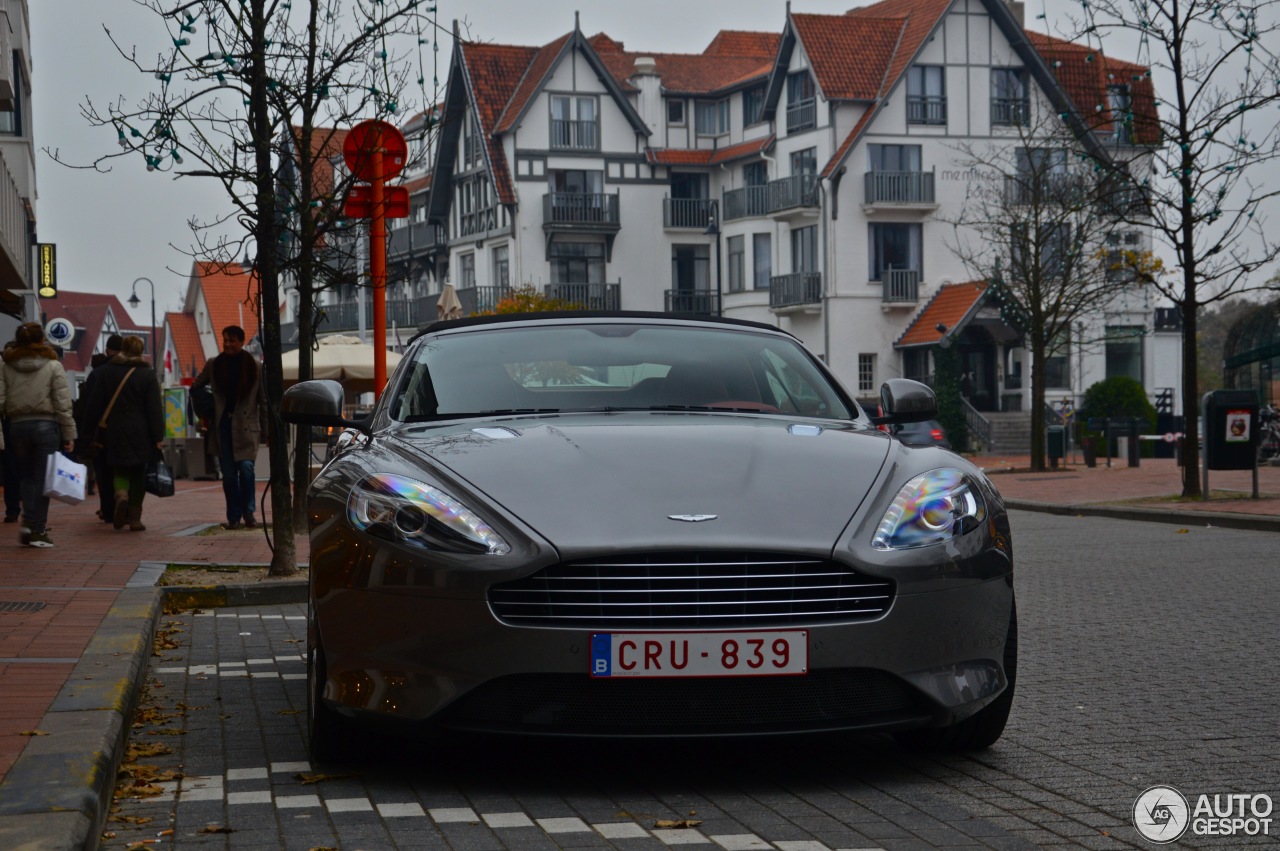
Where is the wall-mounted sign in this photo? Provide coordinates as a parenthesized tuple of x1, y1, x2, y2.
(44, 317, 75, 348)
(37, 244, 57, 298)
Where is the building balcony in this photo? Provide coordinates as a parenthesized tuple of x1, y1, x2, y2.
(664, 289, 720, 315)
(663, 197, 714, 230)
(549, 119, 599, 151)
(769, 271, 822, 309)
(722, 186, 769, 221)
(786, 98, 817, 133)
(906, 95, 947, 125)
(542, 193, 621, 233)
(768, 174, 820, 218)
(991, 97, 1030, 126)
(1003, 174, 1086, 206)
(456, 285, 511, 315)
(1154, 306, 1182, 332)
(881, 268, 920, 304)
(545, 282, 621, 311)
(316, 297, 424, 333)
(863, 170, 936, 208)
(0, 156, 29, 301)
(387, 221, 445, 260)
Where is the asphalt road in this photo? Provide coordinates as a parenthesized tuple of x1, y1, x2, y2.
(105, 511, 1280, 850)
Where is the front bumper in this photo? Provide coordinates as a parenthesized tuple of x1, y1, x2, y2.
(315, 572, 1013, 737)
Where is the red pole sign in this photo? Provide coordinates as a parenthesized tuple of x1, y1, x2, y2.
(341, 120, 408, 400)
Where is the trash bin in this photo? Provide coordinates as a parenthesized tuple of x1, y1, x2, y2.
(1047, 425, 1065, 468)
(1081, 436, 1097, 468)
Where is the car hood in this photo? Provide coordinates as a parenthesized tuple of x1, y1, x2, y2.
(386, 413, 893, 557)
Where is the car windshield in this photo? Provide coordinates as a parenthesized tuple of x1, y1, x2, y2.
(389, 322, 856, 421)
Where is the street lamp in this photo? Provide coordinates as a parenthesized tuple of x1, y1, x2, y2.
(703, 201, 723, 316)
(128, 277, 157, 372)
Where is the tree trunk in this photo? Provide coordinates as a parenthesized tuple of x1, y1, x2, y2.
(1029, 348, 1046, 472)
(1180, 277, 1201, 498)
(290, 277, 315, 533)
(249, 0, 297, 577)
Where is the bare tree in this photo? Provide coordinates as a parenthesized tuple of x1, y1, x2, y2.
(1069, 0, 1280, 496)
(61, 0, 431, 573)
(948, 112, 1141, 470)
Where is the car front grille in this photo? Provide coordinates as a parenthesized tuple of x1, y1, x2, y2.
(435, 669, 926, 734)
(487, 552, 895, 629)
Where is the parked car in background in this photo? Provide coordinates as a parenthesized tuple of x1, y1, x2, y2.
(893, 419, 952, 449)
(282, 312, 1015, 762)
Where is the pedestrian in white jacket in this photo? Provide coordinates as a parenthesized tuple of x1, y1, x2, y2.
(0, 323, 77, 547)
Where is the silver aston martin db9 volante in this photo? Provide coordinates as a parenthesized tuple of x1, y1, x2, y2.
(281, 312, 1015, 761)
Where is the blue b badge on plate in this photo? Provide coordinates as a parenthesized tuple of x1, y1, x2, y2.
(589, 634, 611, 677)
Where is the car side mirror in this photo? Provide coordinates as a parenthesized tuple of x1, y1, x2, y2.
(869, 378, 937, 425)
(281, 380, 371, 432)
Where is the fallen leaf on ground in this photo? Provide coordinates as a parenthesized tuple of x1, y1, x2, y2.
(294, 772, 354, 785)
(109, 814, 153, 825)
(277, 709, 303, 716)
(655, 819, 702, 829)
(18, 730, 49, 737)
(197, 825, 234, 834)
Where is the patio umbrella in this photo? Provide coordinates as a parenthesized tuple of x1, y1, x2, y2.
(437, 284, 464, 320)
(280, 334, 403, 395)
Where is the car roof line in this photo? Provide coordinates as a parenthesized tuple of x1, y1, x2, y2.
(407, 310, 796, 346)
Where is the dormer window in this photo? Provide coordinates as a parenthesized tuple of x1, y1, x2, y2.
(786, 71, 816, 133)
(743, 85, 766, 127)
(696, 99, 730, 137)
(668, 99, 686, 126)
(550, 95, 599, 151)
(1108, 84, 1133, 144)
(907, 66, 946, 125)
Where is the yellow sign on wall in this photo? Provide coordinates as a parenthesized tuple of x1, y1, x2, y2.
(37, 244, 57, 298)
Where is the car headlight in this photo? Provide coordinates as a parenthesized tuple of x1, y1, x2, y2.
(871, 468, 987, 550)
(347, 473, 510, 555)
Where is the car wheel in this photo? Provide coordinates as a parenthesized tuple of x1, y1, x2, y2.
(307, 638, 350, 764)
(895, 598, 1017, 752)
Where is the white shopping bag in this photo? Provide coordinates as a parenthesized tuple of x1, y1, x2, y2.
(44, 452, 88, 505)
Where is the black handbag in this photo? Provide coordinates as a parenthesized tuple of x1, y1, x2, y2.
(145, 458, 176, 498)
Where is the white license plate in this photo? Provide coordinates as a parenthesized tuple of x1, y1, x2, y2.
(589, 630, 808, 678)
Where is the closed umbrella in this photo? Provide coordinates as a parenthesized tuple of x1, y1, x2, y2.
(437, 284, 464, 320)
(280, 334, 403, 395)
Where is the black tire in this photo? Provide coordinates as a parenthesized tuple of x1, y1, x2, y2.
(894, 598, 1017, 752)
(307, 639, 351, 765)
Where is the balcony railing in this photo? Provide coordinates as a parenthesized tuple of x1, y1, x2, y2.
(786, 98, 817, 133)
(768, 271, 822, 308)
(543, 193, 621, 227)
(544, 282, 621, 311)
(663, 197, 714, 229)
(991, 97, 1030, 126)
(317, 297, 424, 333)
(549, 119, 599, 151)
(460, 206, 498, 237)
(906, 95, 947, 125)
(456, 285, 511, 315)
(387, 221, 444, 258)
(664, 289, 720, 315)
(722, 185, 770, 221)
(769, 174, 820, 214)
(1003, 173, 1086, 206)
(864, 170, 936, 205)
(882, 268, 920, 303)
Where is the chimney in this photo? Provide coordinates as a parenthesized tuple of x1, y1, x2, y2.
(630, 57, 662, 132)
(633, 56, 658, 75)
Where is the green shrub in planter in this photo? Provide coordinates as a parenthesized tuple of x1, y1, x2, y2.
(1080, 376, 1158, 440)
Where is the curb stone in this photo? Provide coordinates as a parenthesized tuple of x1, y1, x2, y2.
(1005, 498, 1280, 533)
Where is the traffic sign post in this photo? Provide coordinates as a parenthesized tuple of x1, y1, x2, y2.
(341, 120, 408, 399)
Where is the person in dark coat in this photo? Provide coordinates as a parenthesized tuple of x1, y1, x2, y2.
(77, 345, 118, 515)
(83, 336, 164, 531)
(191, 325, 266, 529)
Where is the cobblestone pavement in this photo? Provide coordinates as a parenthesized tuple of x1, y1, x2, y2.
(102, 511, 1280, 851)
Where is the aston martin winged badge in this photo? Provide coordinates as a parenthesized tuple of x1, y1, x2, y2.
(668, 514, 718, 522)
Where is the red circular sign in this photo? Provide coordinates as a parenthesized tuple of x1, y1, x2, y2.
(342, 119, 408, 182)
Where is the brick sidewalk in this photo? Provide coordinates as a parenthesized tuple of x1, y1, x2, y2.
(0, 478, 308, 787)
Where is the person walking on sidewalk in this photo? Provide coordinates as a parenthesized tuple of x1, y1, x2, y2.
(192, 325, 266, 529)
(0, 323, 78, 547)
(83, 336, 164, 531)
(78, 335, 123, 522)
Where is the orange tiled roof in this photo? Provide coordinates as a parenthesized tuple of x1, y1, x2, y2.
(166, 311, 205, 380)
(1026, 32, 1159, 145)
(36, 290, 151, 373)
(847, 0, 952, 101)
(459, 41, 540, 204)
(896, 281, 989, 348)
(596, 50, 773, 95)
(646, 135, 775, 167)
(704, 30, 781, 59)
(194, 261, 260, 344)
(495, 33, 573, 134)
(289, 125, 349, 199)
(792, 13, 906, 101)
